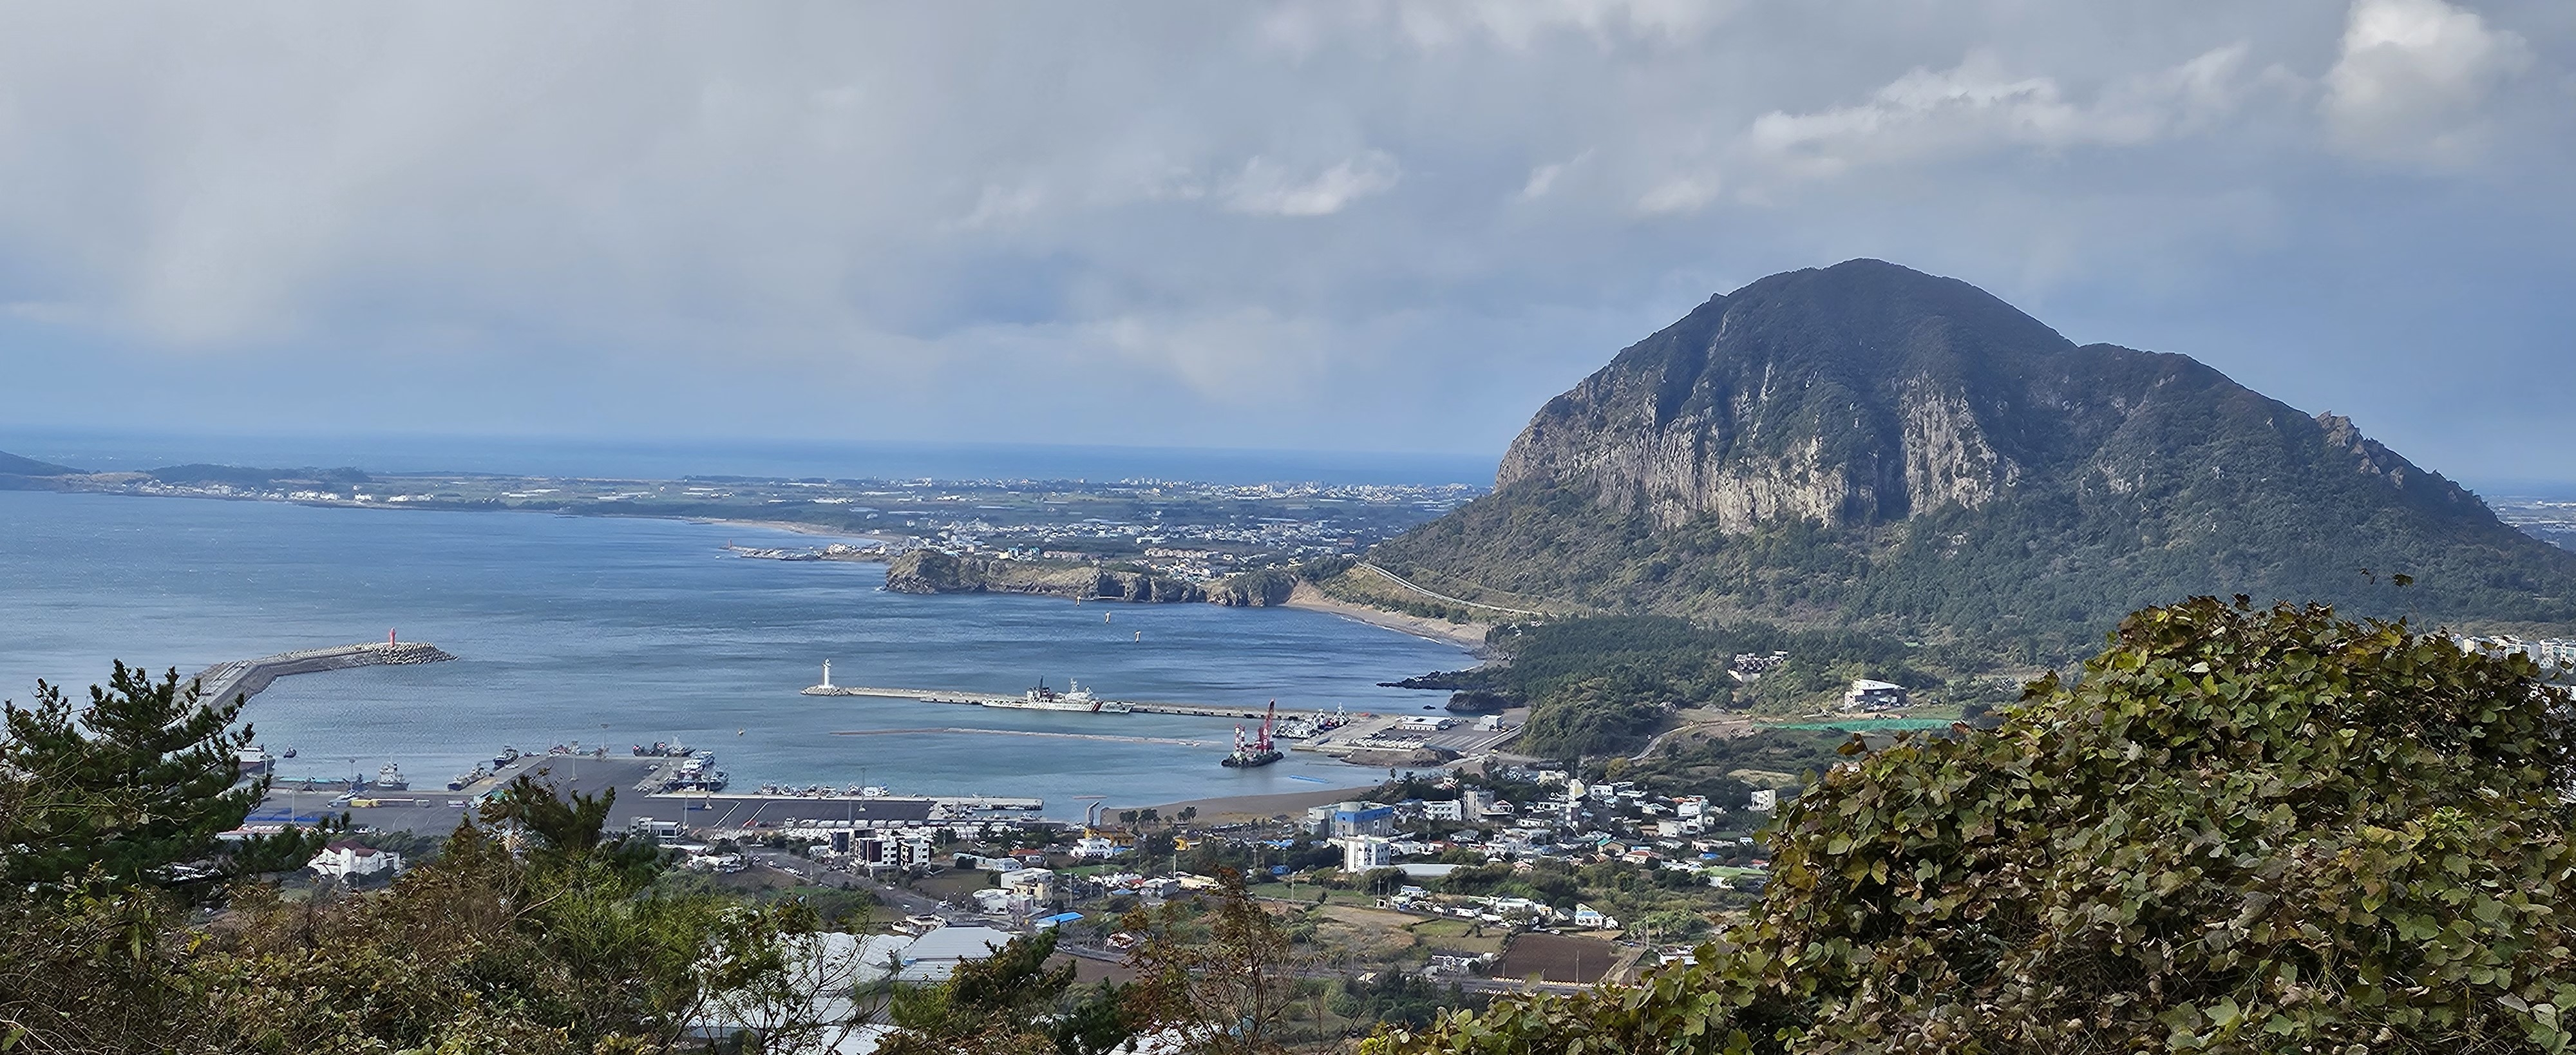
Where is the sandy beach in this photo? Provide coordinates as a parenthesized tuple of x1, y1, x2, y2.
(1282, 582, 1492, 652)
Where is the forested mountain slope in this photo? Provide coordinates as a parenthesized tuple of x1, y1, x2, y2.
(1370, 260, 2576, 652)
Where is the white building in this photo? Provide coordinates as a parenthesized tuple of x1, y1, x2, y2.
(999, 866, 1056, 902)
(308, 841, 401, 880)
(853, 835, 931, 871)
(1072, 837, 1126, 859)
(1340, 836, 1394, 873)
(1843, 679, 1909, 711)
(895, 926, 1016, 983)
(1422, 799, 1464, 822)
(1748, 788, 1779, 813)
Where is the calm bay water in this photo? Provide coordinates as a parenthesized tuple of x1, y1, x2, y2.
(0, 491, 1470, 814)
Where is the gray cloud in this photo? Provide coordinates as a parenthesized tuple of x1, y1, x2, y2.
(0, 0, 2568, 482)
(2323, 0, 2535, 163)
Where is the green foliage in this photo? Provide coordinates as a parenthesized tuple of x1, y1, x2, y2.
(1376, 597, 2576, 1054)
(1404, 616, 1934, 756)
(1124, 869, 1308, 1054)
(0, 663, 313, 891)
(1296, 555, 1358, 582)
(1332, 973, 1486, 1031)
(194, 812, 838, 1054)
(0, 882, 200, 1054)
(0, 665, 839, 1054)
(880, 929, 1136, 1055)
(481, 773, 664, 885)
(1618, 728, 1852, 806)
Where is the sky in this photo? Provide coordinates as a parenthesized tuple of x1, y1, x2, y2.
(1, 1, 2570, 484)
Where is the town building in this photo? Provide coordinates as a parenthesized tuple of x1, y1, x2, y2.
(893, 926, 1016, 983)
(1340, 835, 1394, 872)
(1843, 679, 1909, 711)
(1316, 801, 1395, 837)
(308, 841, 401, 880)
(999, 866, 1055, 902)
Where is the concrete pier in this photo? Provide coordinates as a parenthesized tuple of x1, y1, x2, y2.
(193, 640, 457, 705)
(243, 754, 1046, 837)
(818, 684, 1343, 721)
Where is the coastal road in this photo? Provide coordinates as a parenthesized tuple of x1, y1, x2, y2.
(1353, 563, 1548, 618)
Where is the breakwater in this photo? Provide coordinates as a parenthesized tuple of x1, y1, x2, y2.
(192, 640, 457, 705)
(831, 726, 1219, 748)
(810, 683, 1328, 721)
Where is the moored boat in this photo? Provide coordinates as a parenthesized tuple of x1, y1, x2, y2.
(986, 678, 1132, 714)
(1222, 699, 1285, 768)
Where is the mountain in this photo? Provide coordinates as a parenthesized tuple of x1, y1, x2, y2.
(0, 450, 79, 477)
(1368, 260, 2576, 651)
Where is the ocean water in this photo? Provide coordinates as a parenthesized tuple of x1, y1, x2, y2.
(0, 491, 1472, 814)
(0, 430, 1498, 487)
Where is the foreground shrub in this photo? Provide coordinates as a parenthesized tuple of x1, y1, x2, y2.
(1377, 597, 2576, 1054)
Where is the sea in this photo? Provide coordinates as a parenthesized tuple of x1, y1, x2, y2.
(0, 430, 1497, 487)
(0, 488, 1478, 817)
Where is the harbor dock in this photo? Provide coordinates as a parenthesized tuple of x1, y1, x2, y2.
(242, 754, 1045, 837)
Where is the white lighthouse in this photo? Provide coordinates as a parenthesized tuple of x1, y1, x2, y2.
(800, 660, 847, 696)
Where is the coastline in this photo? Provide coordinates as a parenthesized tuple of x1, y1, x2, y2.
(688, 516, 905, 545)
(1282, 582, 1491, 652)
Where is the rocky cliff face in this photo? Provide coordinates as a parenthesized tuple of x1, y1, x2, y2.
(1495, 260, 2496, 536)
(1381, 259, 2576, 640)
(883, 550, 1209, 603)
(1498, 260, 2092, 531)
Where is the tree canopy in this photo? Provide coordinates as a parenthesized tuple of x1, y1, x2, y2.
(1376, 597, 2576, 1054)
(0, 662, 298, 890)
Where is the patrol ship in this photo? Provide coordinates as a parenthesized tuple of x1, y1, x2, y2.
(982, 678, 1133, 714)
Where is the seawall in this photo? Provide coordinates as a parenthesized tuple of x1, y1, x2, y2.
(192, 641, 457, 705)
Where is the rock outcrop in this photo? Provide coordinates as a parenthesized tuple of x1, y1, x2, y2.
(883, 550, 1209, 604)
(1209, 569, 1298, 607)
(1378, 259, 2576, 642)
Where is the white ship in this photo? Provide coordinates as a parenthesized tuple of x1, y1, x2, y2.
(983, 679, 1132, 714)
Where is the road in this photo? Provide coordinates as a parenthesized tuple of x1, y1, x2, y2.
(1354, 563, 1548, 618)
